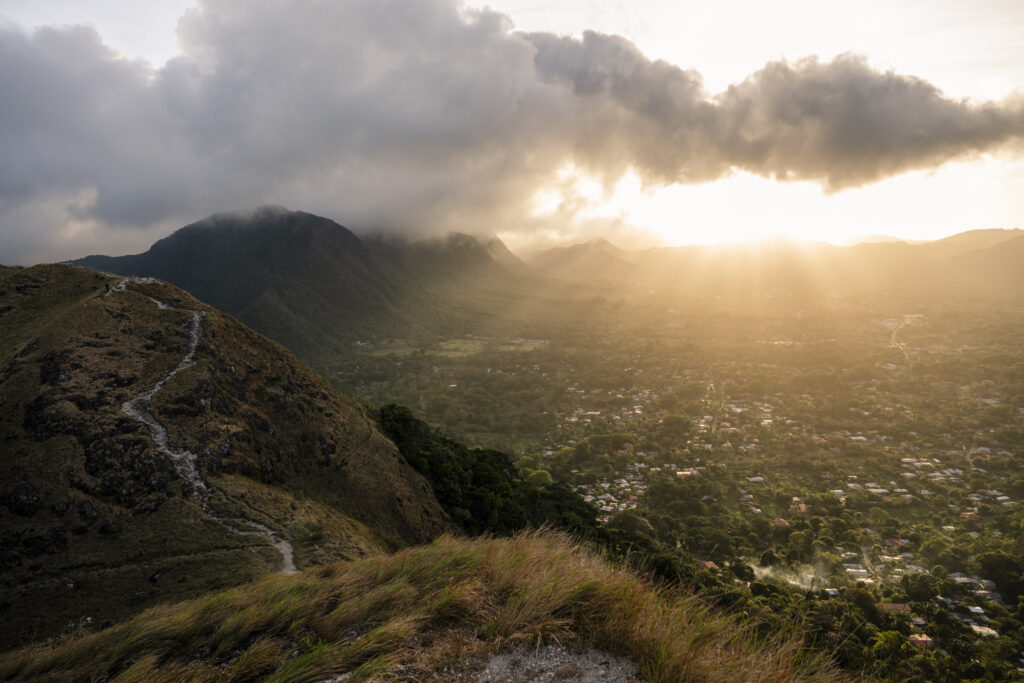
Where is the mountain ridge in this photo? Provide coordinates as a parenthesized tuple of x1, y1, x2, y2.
(74, 208, 544, 364)
(76, 208, 414, 360)
(528, 228, 1024, 293)
(0, 264, 450, 647)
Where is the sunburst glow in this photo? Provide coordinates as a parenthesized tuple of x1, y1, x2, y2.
(529, 157, 1024, 247)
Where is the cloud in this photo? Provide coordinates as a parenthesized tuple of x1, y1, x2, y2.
(526, 31, 1024, 190)
(0, 0, 1022, 263)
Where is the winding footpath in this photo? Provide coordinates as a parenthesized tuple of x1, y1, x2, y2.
(890, 320, 910, 364)
(109, 278, 297, 572)
(121, 307, 210, 501)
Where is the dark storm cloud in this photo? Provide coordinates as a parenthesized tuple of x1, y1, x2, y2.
(0, 25, 199, 220)
(0, 0, 1022, 263)
(526, 31, 1024, 190)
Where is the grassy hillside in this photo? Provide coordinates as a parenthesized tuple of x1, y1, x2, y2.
(0, 531, 843, 682)
(0, 264, 449, 648)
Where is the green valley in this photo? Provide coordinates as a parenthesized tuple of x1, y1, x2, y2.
(5, 210, 1024, 680)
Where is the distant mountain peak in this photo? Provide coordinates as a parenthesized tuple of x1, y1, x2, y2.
(481, 236, 526, 270)
(252, 203, 291, 216)
(841, 234, 907, 246)
(184, 205, 352, 235)
(586, 237, 621, 250)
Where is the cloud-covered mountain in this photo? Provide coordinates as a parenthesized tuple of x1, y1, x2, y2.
(74, 206, 548, 362)
(75, 207, 417, 359)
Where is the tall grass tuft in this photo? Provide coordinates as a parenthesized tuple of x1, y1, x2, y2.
(0, 530, 846, 681)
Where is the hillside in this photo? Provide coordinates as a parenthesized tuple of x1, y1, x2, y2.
(528, 239, 638, 284)
(75, 207, 417, 361)
(946, 233, 1024, 289)
(529, 229, 1024, 296)
(73, 208, 570, 365)
(0, 264, 449, 648)
(0, 531, 841, 682)
(912, 228, 1024, 261)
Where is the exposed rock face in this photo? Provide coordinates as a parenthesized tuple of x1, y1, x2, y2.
(475, 645, 642, 682)
(2, 483, 42, 517)
(0, 264, 450, 648)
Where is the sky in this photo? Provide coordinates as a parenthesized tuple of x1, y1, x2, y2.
(0, 0, 1022, 264)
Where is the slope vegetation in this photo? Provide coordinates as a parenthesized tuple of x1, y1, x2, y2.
(0, 264, 448, 648)
(0, 531, 842, 682)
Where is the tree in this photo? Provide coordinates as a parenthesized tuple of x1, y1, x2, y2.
(918, 537, 947, 564)
(977, 551, 1024, 601)
(901, 573, 939, 603)
(846, 588, 881, 625)
(759, 548, 780, 567)
(787, 530, 812, 561)
(730, 560, 755, 582)
(660, 414, 693, 439)
(872, 630, 908, 661)
(527, 469, 554, 487)
(606, 510, 656, 540)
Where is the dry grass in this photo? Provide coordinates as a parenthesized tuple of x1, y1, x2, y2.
(0, 531, 845, 682)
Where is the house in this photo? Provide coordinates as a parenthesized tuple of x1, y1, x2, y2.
(973, 590, 1001, 604)
(908, 634, 934, 648)
(880, 603, 911, 613)
(954, 576, 983, 590)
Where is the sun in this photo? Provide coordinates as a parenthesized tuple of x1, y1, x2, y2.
(529, 159, 1021, 249)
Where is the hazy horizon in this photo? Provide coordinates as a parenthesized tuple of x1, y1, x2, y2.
(34, 202, 1024, 265)
(6, 201, 1024, 266)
